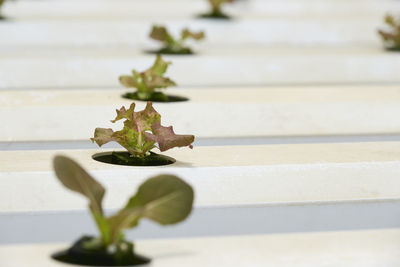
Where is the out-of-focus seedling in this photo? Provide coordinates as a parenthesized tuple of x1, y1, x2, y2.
(378, 14, 400, 51)
(0, 0, 9, 20)
(52, 155, 194, 266)
(199, 0, 234, 19)
(119, 56, 187, 102)
(91, 102, 194, 166)
(0, 0, 4, 15)
(149, 25, 205, 55)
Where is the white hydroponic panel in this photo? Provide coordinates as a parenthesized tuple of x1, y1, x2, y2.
(0, 47, 399, 89)
(1, 229, 399, 267)
(0, 18, 383, 48)
(2, 85, 400, 142)
(3, 0, 398, 20)
(1, 142, 400, 213)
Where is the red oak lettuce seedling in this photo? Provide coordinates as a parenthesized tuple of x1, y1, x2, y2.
(150, 25, 205, 55)
(91, 102, 194, 163)
(378, 15, 400, 51)
(119, 56, 176, 101)
(53, 155, 194, 265)
(200, 0, 234, 19)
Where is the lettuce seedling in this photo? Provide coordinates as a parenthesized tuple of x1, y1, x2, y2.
(91, 102, 194, 165)
(119, 55, 176, 102)
(378, 15, 400, 51)
(0, 0, 8, 20)
(149, 25, 205, 55)
(52, 155, 194, 266)
(200, 0, 234, 19)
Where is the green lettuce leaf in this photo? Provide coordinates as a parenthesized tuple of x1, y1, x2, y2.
(149, 25, 205, 54)
(53, 155, 105, 216)
(91, 102, 160, 157)
(378, 14, 400, 49)
(181, 29, 206, 41)
(53, 156, 194, 247)
(53, 156, 111, 245)
(149, 25, 174, 46)
(107, 174, 194, 243)
(209, 0, 234, 10)
(119, 56, 176, 100)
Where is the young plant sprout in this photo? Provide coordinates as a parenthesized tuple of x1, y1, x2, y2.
(149, 25, 205, 55)
(91, 102, 194, 166)
(200, 0, 234, 19)
(52, 155, 194, 266)
(378, 14, 400, 51)
(119, 55, 182, 102)
(0, 0, 8, 20)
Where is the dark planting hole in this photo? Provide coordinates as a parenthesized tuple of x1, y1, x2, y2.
(197, 13, 232, 20)
(145, 48, 194, 55)
(122, 92, 189, 103)
(52, 236, 151, 266)
(385, 47, 400, 52)
(92, 151, 176, 166)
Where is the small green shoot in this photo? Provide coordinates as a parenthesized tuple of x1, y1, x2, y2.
(119, 56, 176, 101)
(149, 25, 205, 55)
(91, 102, 194, 158)
(378, 14, 400, 51)
(200, 0, 234, 19)
(53, 155, 194, 249)
(0, 0, 8, 20)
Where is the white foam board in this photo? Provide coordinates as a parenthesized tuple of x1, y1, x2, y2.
(0, 47, 399, 89)
(1, 143, 400, 213)
(2, 85, 400, 142)
(1, 229, 400, 267)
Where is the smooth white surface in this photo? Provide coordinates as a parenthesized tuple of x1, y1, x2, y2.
(0, 18, 383, 47)
(1, 229, 400, 267)
(3, 0, 398, 20)
(2, 85, 400, 141)
(0, 47, 399, 89)
(1, 143, 400, 213)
